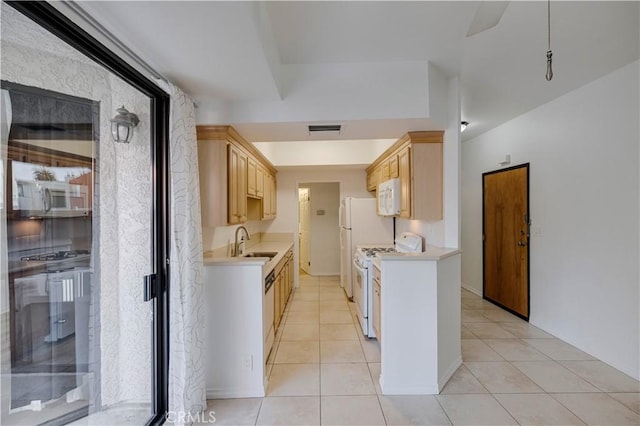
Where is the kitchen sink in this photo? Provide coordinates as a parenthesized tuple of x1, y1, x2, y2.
(241, 251, 278, 260)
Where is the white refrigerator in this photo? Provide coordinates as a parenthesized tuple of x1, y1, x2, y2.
(339, 197, 394, 298)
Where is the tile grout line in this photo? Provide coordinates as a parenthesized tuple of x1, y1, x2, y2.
(463, 307, 528, 425)
(432, 394, 455, 426)
(462, 294, 605, 426)
(544, 392, 594, 425)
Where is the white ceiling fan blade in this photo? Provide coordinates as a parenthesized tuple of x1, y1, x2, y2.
(466, 1, 510, 37)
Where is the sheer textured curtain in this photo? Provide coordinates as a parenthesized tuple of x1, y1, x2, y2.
(162, 81, 206, 420)
(1, 90, 11, 359)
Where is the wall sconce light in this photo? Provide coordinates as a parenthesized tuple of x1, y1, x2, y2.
(110, 105, 139, 143)
(460, 121, 469, 132)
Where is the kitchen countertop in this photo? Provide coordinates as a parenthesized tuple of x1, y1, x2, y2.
(203, 241, 293, 276)
(373, 245, 461, 267)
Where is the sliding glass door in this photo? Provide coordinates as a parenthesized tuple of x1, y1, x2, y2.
(1, 2, 169, 425)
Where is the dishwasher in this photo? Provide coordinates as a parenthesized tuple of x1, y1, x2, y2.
(263, 270, 276, 361)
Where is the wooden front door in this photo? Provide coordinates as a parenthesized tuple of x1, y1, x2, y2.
(483, 164, 530, 319)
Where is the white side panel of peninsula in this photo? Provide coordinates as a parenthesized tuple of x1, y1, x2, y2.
(377, 249, 461, 394)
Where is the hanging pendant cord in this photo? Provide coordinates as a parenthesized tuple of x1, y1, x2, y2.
(546, 0, 553, 81)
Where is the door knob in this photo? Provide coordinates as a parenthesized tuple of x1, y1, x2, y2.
(517, 241, 527, 247)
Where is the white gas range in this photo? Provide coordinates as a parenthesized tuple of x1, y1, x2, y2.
(352, 232, 423, 338)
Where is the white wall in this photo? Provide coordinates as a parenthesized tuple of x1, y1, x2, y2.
(266, 167, 372, 284)
(461, 61, 640, 380)
(396, 76, 461, 249)
(300, 182, 340, 276)
(197, 61, 431, 125)
(202, 220, 271, 253)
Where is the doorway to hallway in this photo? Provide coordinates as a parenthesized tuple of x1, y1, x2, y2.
(298, 188, 311, 274)
(297, 182, 340, 277)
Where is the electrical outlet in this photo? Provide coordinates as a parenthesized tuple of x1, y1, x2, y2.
(243, 355, 253, 371)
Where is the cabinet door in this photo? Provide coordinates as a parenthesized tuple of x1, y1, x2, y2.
(274, 273, 282, 331)
(247, 157, 257, 197)
(373, 279, 381, 342)
(227, 144, 248, 224)
(263, 172, 274, 219)
(256, 165, 264, 198)
(237, 150, 248, 222)
(287, 252, 294, 297)
(262, 173, 270, 219)
(398, 146, 411, 218)
(282, 267, 288, 315)
(269, 174, 277, 218)
(376, 166, 385, 186)
(227, 145, 238, 223)
(278, 272, 284, 316)
(286, 254, 292, 300)
(282, 258, 289, 306)
(389, 155, 399, 178)
(382, 161, 390, 181)
(366, 170, 377, 191)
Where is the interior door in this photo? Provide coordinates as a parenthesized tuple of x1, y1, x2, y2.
(298, 188, 311, 274)
(483, 164, 530, 319)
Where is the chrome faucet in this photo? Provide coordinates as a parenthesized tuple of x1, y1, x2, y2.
(233, 225, 251, 257)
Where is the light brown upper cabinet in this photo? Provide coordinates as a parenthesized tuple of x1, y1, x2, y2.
(397, 146, 411, 218)
(263, 172, 276, 220)
(197, 125, 277, 226)
(366, 131, 443, 221)
(367, 168, 378, 191)
(228, 144, 248, 224)
(247, 157, 257, 198)
(389, 155, 399, 178)
(381, 161, 390, 182)
(256, 164, 265, 198)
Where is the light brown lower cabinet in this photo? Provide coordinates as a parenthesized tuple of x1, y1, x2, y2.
(273, 249, 294, 333)
(274, 272, 282, 331)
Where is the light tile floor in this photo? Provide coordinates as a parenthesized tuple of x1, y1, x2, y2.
(203, 274, 640, 425)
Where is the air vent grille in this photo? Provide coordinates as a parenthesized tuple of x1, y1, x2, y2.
(308, 124, 341, 133)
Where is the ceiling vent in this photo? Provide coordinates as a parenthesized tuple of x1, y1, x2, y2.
(308, 124, 341, 136)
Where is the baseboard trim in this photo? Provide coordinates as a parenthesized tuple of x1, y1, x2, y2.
(438, 356, 462, 392)
(206, 387, 265, 399)
(380, 382, 440, 395)
(461, 283, 482, 297)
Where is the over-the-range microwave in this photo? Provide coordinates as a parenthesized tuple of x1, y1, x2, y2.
(377, 178, 401, 216)
(15, 178, 91, 218)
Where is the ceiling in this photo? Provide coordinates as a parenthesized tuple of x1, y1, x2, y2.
(74, 1, 638, 146)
